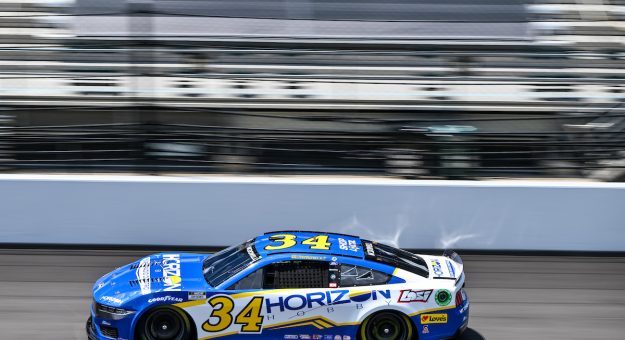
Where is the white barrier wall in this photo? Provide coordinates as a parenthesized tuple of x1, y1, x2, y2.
(1, 174, 624, 251)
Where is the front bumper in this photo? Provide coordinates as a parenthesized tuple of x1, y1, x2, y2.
(87, 304, 134, 340)
(87, 315, 124, 340)
(86, 317, 97, 340)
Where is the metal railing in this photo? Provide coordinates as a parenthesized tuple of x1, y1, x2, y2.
(0, 111, 623, 179)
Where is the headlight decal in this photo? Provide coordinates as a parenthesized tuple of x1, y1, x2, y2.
(94, 301, 135, 320)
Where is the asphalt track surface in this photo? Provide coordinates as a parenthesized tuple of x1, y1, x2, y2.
(1, 249, 624, 340)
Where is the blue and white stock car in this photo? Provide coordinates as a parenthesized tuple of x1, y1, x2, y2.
(88, 231, 469, 340)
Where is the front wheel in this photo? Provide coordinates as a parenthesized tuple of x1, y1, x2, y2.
(360, 311, 414, 340)
(137, 306, 192, 340)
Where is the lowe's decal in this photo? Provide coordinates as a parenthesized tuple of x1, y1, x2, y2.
(420, 313, 448, 324)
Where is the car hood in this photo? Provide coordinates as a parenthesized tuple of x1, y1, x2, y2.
(93, 252, 209, 306)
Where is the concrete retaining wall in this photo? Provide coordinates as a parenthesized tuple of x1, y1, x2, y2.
(1, 174, 624, 251)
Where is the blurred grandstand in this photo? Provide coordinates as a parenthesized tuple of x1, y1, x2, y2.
(0, 0, 624, 180)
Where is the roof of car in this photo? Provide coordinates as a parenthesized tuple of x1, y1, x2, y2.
(254, 231, 365, 259)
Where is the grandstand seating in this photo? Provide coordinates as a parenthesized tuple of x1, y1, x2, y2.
(0, 0, 623, 179)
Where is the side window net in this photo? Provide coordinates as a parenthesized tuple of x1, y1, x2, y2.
(340, 265, 390, 287)
(265, 261, 329, 289)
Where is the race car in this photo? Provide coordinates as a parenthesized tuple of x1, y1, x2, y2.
(88, 231, 469, 340)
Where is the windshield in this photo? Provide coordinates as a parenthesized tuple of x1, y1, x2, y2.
(203, 242, 254, 287)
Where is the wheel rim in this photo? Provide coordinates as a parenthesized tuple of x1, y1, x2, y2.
(144, 309, 184, 340)
(364, 312, 410, 340)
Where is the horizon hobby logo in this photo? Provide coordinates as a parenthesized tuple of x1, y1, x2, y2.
(162, 254, 182, 291)
(265, 289, 391, 314)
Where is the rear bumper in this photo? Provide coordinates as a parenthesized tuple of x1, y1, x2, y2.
(412, 296, 470, 340)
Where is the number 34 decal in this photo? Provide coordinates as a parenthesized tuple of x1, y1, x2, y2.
(264, 234, 331, 251)
(202, 295, 264, 333)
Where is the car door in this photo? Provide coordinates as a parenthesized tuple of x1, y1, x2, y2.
(225, 259, 396, 339)
(194, 258, 334, 339)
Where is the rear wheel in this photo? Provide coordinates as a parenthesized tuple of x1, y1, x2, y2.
(137, 306, 192, 340)
(360, 311, 414, 340)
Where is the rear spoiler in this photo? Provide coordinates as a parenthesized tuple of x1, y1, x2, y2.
(443, 249, 465, 286)
(443, 249, 463, 265)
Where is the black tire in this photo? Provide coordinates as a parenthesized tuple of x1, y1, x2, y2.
(137, 306, 192, 340)
(359, 311, 415, 340)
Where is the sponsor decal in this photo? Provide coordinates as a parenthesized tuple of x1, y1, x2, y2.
(265, 290, 391, 314)
(435, 289, 452, 306)
(136, 257, 151, 295)
(147, 296, 184, 304)
(291, 255, 326, 261)
(446, 260, 456, 277)
(162, 254, 182, 291)
(348, 240, 359, 252)
(313, 335, 323, 339)
(338, 238, 349, 251)
(101, 296, 123, 305)
(300, 335, 311, 339)
(96, 282, 105, 290)
(131, 260, 160, 269)
(422, 325, 429, 334)
(364, 242, 375, 256)
(338, 238, 360, 252)
(188, 291, 206, 301)
(421, 314, 448, 324)
(284, 336, 298, 340)
(334, 336, 341, 340)
(329, 282, 337, 288)
(247, 246, 261, 261)
(431, 260, 444, 277)
(324, 336, 334, 340)
(397, 289, 433, 303)
(343, 336, 351, 340)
